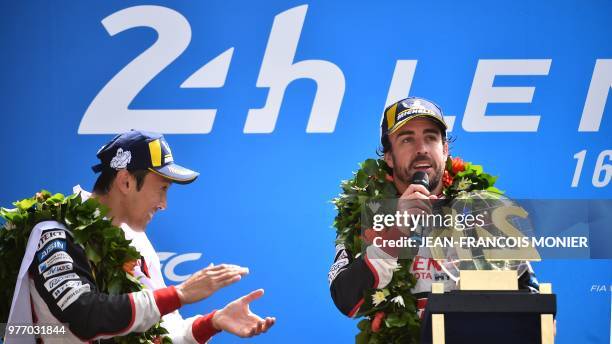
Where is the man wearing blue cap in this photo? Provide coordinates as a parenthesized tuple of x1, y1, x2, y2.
(328, 97, 540, 321)
(16, 130, 275, 343)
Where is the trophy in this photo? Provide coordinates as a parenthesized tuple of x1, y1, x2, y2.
(422, 191, 555, 344)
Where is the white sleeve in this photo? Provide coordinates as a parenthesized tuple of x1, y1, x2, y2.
(364, 245, 399, 289)
(162, 311, 201, 344)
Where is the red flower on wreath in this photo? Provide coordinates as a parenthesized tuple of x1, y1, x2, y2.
(451, 157, 465, 174)
(122, 260, 137, 276)
(371, 311, 386, 333)
(442, 170, 453, 188)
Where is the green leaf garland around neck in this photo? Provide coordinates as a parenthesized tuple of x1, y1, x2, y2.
(0, 190, 171, 344)
(331, 157, 502, 344)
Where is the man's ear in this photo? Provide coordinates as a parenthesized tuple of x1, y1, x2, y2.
(443, 140, 449, 158)
(384, 151, 394, 169)
(114, 170, 132, 195)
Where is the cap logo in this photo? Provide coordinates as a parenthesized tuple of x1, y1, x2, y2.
(161, 140, 172, 156)
(161, 139, 173, 163)
(403, 99, 423, 108)
(149, 139, 162, 167)
(385, 103, 399, 130)
(167, 165, 190, 176)
(110, 148, 132, 170)
(396, 108, 437, 122)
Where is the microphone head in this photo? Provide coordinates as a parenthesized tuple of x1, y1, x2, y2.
(411, 171, 430, 191)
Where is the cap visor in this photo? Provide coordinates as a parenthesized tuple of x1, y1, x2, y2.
(149, 163, 199, 184)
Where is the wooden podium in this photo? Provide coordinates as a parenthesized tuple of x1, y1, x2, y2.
(420, 271, 556, 344)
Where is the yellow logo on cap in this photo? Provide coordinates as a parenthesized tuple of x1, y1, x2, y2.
(148, 140, 162, 167)
(385, 103, 398, 130)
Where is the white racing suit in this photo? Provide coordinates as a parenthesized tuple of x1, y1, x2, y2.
(8, 186, 219, 343)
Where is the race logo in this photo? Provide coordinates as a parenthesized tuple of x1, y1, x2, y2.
(57, 284, 91, 311)
(52, 281, 83, 299)
(44, 273, 80, 291)
(37, 240, 66, 262)
(110, 148, 131, 169)
(37, 230, 66, 250)
(38, 251, 73, 273)
(42, 263, 73, 279)
(158, 252, 202, 282)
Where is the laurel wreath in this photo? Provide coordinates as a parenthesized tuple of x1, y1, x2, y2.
(332, 157, 502, 344)
(0, 191, 170, 343)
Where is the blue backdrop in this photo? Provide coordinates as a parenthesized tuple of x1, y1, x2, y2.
(1, 1, 611, 343)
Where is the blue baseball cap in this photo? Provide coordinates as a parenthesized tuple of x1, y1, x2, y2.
(92, 130, 199, 184)
(381, 97, 447, 144)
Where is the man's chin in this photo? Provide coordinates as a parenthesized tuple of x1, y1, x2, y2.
(124, 221, 147, 232)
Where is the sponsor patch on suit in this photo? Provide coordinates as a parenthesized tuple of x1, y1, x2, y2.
(42, 262, 73, 279)
(37, 240, 66, 262)
(37, 230, 66, 250)
(38, 251, 73, 273)
(52, 280, 83, 299)
(44, 273, 80, 291)
(328, 258, 349, 285)
(57, 284, 91, 310)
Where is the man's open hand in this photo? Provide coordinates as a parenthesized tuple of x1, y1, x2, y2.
(212, 289, 276, 337)
(176, 264, 249, 305)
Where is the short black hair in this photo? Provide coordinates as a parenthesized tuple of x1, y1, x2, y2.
(93, 169, 149, 195)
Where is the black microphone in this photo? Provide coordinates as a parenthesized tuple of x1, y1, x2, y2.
(405, 171, 431, 244)
(411, 171, 430, 191)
